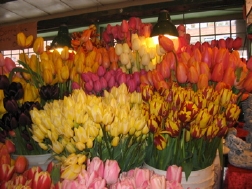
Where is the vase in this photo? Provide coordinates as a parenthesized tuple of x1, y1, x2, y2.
(143, 163, 215, 189)
(12, 153, 53, 171)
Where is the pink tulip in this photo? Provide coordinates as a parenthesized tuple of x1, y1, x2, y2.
(94, 80, 102, 93)
(97, 66, 106, 77)
(91, 73, 99, 82)
(4, 57, 16, 72)
(81, 72, 92, 82)
(150, 174, 166, 189)
(84, 80, 94, 92)
(166, 165, 182, 183)
(72, 81, 81, 90)
(102, 31, 112, 43)
(62, 179, 82, 189)
(128, 17, 137, 31)
(103, 160, 120, 185)
(132, 72, 141, 85)
(108, 76, 116, 88)
(100, 77, 108, 90)
(87, 157, 105, 178)
(134, 168, 151, 188)
(104, 70, 113, 82)
(118, 72, 127, 85)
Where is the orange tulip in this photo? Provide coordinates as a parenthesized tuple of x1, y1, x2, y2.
(201, 47, 213, 69)
(215, 81, 229, 92)
(164, 52, 176, 70)
(211, 63, 224, 82)
(247, 56, 252, 71)
(17, 32, 33, 48)
(158, 35, 174, 52)
(86, 40, 93, 51)
(188, 65, 199, 83)
(222, 67, 235, 88)
(243, 71, 252, 93)
(199, 61, 211, 80)
(176, 62, 187, 84)
(81, 29, 92, 43)
(216, 48, 229, 70)
(197, 74, 209, 90)
(33, 37, 44, 55)
(192, 48, 201, 63)
(179, 51, 190, 64)
(234, 65, 248, 89)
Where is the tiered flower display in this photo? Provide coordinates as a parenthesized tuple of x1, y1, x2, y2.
(1, 15, 252, 188)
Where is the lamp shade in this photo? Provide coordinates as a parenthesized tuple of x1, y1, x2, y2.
(151, 10, 178, 38)
(50, 24, 72, 51)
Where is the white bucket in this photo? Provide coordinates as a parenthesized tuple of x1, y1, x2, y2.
(143, 163, 214, 189)
(12, 153, 52, 171)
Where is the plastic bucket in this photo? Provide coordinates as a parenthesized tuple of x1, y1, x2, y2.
(12, 153, 52, 171)
(143, 163, 214, 189)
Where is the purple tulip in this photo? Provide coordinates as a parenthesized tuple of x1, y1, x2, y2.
(71, 82, 80, 90)
(118, 73, 127, 85)
(0, 75, 10, 90)
(104, 70, 112, 82)
(133, 72, 141, 85)
(126, 78, 137, 93)
(91, 73, 99, 82)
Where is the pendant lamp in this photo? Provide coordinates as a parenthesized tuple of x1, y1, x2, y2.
(50, 24, 73, 53)
(151, 10, 178, 44)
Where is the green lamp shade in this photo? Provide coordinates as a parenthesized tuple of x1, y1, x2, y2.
(151, 10, 178, 38)
(50, 24, 72, 49)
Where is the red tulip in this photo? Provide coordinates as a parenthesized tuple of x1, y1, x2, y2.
(12, 174, 27, 186)
(121, 19, 129, 33)
(4, 139, 15, 154)
(100, 77, 108, 90)
(97, 66, 106, 77)
(176, 62, 187, 83)
(106, 24, 113, 34)
(232, 37, 242, 50)
(141, 23, 152, 38)
(158, 35, 174, 52)
(201, 47, 213, 69)
(0, 164, 15, 181)
(211, 39, 218, 48)
(166, 165, 182, 183)
(4, 57, 16, 73)
(215, 82, 229, 92)
(128, 17, 137, 31)
(211, 63, 224, 82)
(102, 31, 111, 43)
(218, 39, 226, 48)
(188, 65, 199, 83)
(225, 37, 233, 50)
(103, 160, 120, 185)
(111, 25, 119, 39)
(72, 81, 81, 89)
(197, 74, 209, 89)
(32, 171, 52, 189)
(222, 67, 235, 88)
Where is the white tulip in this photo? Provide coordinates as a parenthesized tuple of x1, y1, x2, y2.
(132, 38, 141, 51)
(131, 33, 139, 44)
(141, 53, 150, 66)
(115, 43, 123, 55)
(138, 45, 147, 57)
(148, 47, 156, 59)
(120, 52, 130, 65)
(122, 43, 130, 53)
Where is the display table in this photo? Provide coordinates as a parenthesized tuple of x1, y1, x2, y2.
(224, 163, 252, 189)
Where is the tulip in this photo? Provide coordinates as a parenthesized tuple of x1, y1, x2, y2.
(158, 35, 174, 52)
(17, 32, 33, 48)
(178, 101, 199, 122)
(32, 171, 52, 189)
(225, 37, 233, 50)
(219, 88, 232, 107)
(0, 53, 5, 68)
(194, 109, 212, 129)
(0, 75, 10, 90)
(150, 174, 166, 189)
(211, 63, 224, 82)
(176, 62, 187, 83)
(103, 159, 120, 185)
(190, 124, 201, 138)
(134, 168, 151, 188)
(87, 157, 104, 178)
(188, 65, 199, 83)
(4, 57, 16, 73)
(154, 133, 167, 150)
(0, 164, 15, 181)
(166, 165, 182, 183)
(232, 37, 242, 50)
(225, 103, 241, 123)
(33, 37, 44, 55)
(165, 119, 180, 137)
(61, 164, 82, 180)
(243, 72, 252, 92)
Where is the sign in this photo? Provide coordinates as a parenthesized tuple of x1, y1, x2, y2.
(0, 22, 37, 51)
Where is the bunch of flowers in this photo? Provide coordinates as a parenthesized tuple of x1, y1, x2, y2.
(0, 75, 48, 155)
(139, 33, 252, 179)
(60, 156, 183, 189)
(29, 84, 148, 173)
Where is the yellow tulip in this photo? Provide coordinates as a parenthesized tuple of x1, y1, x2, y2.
(33, 37, 44, 55)
(30, 54, 38, 72)
(77, 154, 87, 165)
(17, 32, 33, 48)
(55, 58, 63, 74)
(23, 83, 39, 102)
(111, 136, 120, 147)
(87, 103, 103, 123)
(75, 142, 85, 151)
(39, 142, 48, 150)
(63, 153, 78, 166)
(142, 125, 149, 135)
(61, 164, 82, 180)
(43, 68, 53, 84)
(66, 142, 76, 154)
(61, 46, 69, 60)
(51, 140, 64, 154)
(86, 138, 94, 148)
(195, 108, 212, 129)
(60, 65, 69, 81)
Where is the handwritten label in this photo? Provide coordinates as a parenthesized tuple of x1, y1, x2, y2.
(0, 22, 37, 51)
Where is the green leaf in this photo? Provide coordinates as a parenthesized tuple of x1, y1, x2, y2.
(182, 160, 193, 181)
(50, 164, 61, 184)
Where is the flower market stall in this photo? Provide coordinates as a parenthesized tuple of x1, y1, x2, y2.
(0, 15, 252, 189)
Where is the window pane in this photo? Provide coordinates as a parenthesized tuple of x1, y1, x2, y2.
(231, 20, 246, 33)
(200, 22, 214, 35)
(190, 36, 200, 44)
(186, 23, 199, 36)
(216, 21, 230, 34)
(201, 35, 215, 43)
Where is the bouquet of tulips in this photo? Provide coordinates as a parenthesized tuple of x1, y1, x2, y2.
(139, 33, 252, 179)
(30, 83, 149, 173)
(60, 156, 183, 189)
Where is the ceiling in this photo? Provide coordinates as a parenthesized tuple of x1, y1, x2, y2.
(0, 0, 245, 33)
